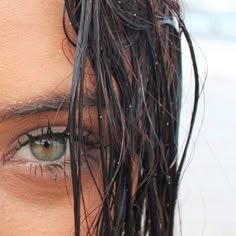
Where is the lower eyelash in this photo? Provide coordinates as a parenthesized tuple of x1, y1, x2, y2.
(44, 163, 67, 181)
(27, 155, 94, 180)
(29, 162, 70, 181)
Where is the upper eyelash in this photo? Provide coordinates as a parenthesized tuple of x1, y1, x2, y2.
(16, 125, 100, 151)
(16, 126, 69, 150)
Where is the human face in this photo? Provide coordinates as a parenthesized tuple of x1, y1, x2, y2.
(0, 0, 102, 235)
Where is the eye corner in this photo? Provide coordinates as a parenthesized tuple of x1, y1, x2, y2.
(1, 147, 17, 165)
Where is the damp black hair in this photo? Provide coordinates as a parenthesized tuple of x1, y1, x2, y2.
(64, 0, 199, 235)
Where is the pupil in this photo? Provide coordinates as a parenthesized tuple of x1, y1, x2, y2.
(44, 141, 50, 148)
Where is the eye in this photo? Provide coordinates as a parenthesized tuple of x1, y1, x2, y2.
(30, 137, 66, 162)
(2, 126, 100, 181)
(12, 126, 69, 164)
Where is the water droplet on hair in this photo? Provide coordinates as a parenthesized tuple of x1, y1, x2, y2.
(134, 13, 137, 17)
(140, 167, 145, 175)
(82, 161, 87, 169)
(166, 175, 171, 184)
(166, 122, 169, 126)
(99, 115, 103, 119)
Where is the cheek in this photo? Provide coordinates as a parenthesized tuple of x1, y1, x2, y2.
(0, 162, 103, 236)
(80, 170, 103, 234)
(0, 176, 74, 236)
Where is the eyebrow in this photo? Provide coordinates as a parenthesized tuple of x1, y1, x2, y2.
(0, 93, 97, 123)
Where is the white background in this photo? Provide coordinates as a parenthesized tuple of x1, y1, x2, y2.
(176, 1, 236, 235)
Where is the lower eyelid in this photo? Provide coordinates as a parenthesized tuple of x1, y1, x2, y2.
(2, 144, 100, 178)
(1, 156, 98, 182)
(1, 161, 71, 182)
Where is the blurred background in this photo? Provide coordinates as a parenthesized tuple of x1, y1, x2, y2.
(176, 0, 236, 235)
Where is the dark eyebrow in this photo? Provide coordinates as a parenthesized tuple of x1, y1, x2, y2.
(0, 93, 97, 122)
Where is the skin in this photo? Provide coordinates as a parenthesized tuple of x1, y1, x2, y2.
(0, 0, 103, 235)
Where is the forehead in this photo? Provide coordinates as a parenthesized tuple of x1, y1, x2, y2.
(0, 0, 79, 104)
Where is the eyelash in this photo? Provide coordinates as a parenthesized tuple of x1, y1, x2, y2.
(17, 126, 69, 149)
(3, 125, 100, 181)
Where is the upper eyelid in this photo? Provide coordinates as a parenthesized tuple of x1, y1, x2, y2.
(16, 126, 98, 148)
(2, 126, 99, 160)
(2, 126, 68, 157)
(0, 107, 99, 150)
(17, 126, 68, 143)
(17, 127, 70, 148)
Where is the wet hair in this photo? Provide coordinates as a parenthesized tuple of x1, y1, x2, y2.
(64, 0, 199, 235)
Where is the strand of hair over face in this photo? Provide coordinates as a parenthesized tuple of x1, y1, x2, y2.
(64, 0, 199, 235)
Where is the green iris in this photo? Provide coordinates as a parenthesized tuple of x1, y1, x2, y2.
(30, 137, 66, 161)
